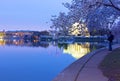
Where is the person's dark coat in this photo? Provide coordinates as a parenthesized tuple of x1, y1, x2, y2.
(107, 34, 114, 42)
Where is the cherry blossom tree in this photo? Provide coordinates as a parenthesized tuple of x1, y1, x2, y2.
(51, 0, 120, 36)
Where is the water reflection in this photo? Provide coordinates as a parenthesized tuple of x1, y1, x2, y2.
(0, 39, 6, 46)
(58, 42, 104, 59)
(0, 39, 105, 59)
(0, 39, 50, 48)
(63, 43, 90, 59)
(0, 39, 106, 81)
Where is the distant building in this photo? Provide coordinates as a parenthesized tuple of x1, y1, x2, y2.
(39, 30, 50, 36)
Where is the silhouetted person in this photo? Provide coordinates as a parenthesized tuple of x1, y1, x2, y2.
(107, 31, 114, 51)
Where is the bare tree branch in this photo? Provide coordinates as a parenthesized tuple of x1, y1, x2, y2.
(109, 0, 120, 11)
(103, 0, 120, 11)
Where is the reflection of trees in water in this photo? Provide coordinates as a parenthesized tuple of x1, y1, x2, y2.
(57, 43, 68, 49)
(24, 40, 49, 48)
(58, 42, 105, 59)
(99, 48, 120, 81)
(89, 42, 105, 52)
(0, 39, 105, 50)
(38, 42, 49, 48)
(62, 43, 90, 59)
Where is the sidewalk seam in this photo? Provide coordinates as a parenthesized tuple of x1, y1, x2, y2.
(74, 48, 106, 81)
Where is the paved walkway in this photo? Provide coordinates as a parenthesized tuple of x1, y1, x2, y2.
(53, 44, 120, 81)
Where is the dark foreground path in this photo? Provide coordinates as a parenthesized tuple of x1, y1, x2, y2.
(53, 44, 120, 81)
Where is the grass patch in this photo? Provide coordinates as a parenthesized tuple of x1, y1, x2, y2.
(99, 48, 120, 69)
(99, 48, 120, 81)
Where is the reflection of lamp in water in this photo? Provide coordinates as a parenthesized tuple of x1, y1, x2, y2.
(63, 43, 90, 59)
(0, 32, 5, 39)
(0, 32, 5, 46)
(0, 39, 6, 46)
(33, 40, 39, 43)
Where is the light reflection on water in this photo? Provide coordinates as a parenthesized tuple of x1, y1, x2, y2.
(0, 39, 106, 81)
(63, 43, 90, 59)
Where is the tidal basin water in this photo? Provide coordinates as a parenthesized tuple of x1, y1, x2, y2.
(0, 39, 105, 81)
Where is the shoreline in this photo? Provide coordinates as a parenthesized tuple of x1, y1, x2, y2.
(53, 44, 120, 81)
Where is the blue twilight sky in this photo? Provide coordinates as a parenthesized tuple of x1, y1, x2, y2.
(0, 0, 71, 31)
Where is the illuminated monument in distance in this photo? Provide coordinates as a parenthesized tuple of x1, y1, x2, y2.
(63, 43, 90, 59)
(69, 22, 90, 36)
